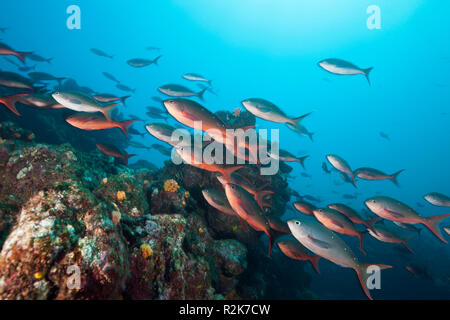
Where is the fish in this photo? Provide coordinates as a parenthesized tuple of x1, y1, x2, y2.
(28, 72, 66, 84)
(300, 172, 312, 178)
(313, 208, 367, 255)
(116, 83, 136, 93)
(367, 223, 415, 253)
(343, 193, 357, 200)
(424, 192, 450, 207)
(102, 72, 120, 83)
(182, 73, 212, 84)
(322, 162, 331, 174)
(326, 154, 356, 187)
(158, 84, 207, 100)
(52, 91, 118, 121)
(303, 195, 320, 203)
(128, 127, 145, 137)
(127, 55, 162, 68)
(392, 221, 422, 236)
(151, 143, 173, 156)
(217, 172, 273, 212)
(278, 240, 321, 274)
(287, 218, 392, 300)
(90, 48, 113, 59)
(145, 123, 182, 147)
(27, 53, 52, 63)
(65, 114, 136, 137)
(96, 144, 135, 166)
(128, 141, 150, 150)
(146, 106, 167, 114)
(365, 196, 450, 243)
(267, 217, 290, 234)
(293, 200, 316, 216)
(176, 146, 243, 181)
(379, 132, 390, 141)
(163, 98, 227, 143)
(4, 57, 20, 67)
(0, 93, 29, 115)
(405, 264, 431, 280)
(268, 149, 309, 168)
(327, 203, 379, 231)
(93, 94, 130, 105)
(19, 93, 64, 109)
(285, 122, 314, 141)
(353, 167, 404, 186)
(0, 71, 35, 90)
(202, 189, 236, 216)
(318, 58, 373, 85)
(146, 110, 169, 120)
(241, 98, 311, 131)
(224, 183, 273, 257)
(0, 42, 31, 64)
(18, 65, 36, 72)
(146, 46, 161, 51)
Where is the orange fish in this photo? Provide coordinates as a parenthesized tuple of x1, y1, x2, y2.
(0, 42, 31, 64)
(66, 114, 137, 137)
(0, 93, 28, 115)
(224, 183, 273, 257)
(96, 144, 136, 166)
(278, 240, 321, 274)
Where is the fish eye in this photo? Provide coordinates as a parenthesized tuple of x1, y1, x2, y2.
(295, 221, 301, 225)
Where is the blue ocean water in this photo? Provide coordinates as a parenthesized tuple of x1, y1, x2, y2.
(0, 0, 449, 299)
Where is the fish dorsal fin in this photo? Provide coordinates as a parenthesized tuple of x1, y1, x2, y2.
(307, 235, 331, 249)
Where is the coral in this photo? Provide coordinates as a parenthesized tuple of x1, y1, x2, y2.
(163, 179, 180, 193)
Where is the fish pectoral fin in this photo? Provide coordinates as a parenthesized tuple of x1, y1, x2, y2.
(330, 219, 345, 229)
(307, 235, 330, 249)
(383, 209, 404, 219)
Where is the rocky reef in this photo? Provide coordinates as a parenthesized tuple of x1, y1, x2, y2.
(0, 118, 313, 300)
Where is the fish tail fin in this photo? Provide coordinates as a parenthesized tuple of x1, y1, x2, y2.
(120, 95, 131, 106)
(219, 165, 243, 182)
(153, 55, 162, 65)
(289, 112, 312, 130)
(118, 119, 138, 138)
(197, 87, 207, 100)
(364, 67, 374, 86)
(296, 155, 309, 169)
(99, 102, 119, 121)
(403, 236, 415, 254)
(0, 93, 27, 116)
(308, 132, 314, 142)
(46, 58, 53, 64)
(122, 154, 136, 166)
(354, 263, 392, 300)
(390, 169, 405, 186)
(422, 213, 450, 243)
(309, 255, 321, 274)
(255, 190, 274, 212)
(16, 51, 32, 64)
(358, 232, 367, 255)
